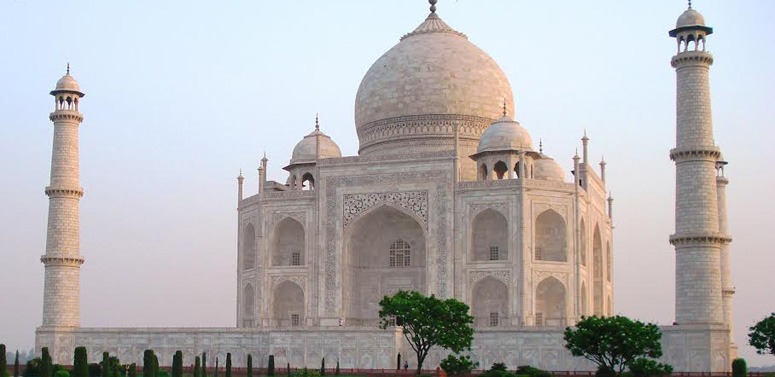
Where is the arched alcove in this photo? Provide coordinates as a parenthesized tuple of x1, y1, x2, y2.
(272, 218, 305, 266)
(535, 210, 567, 262)
(302, 172, 315, 190)
(243, 284, 255, 318)
(471, 209, 508, 261)
(346, 205, 426, 326)
(479, 163, 488, 181)
(579, 220, 587, 267)
(606, 242, 612, 282)
(593, 225, 603, 316)
(535, 277, 566, 327)
(472, 277, 509, 327)
(242, 223, 256, 270)
(494, 161, 508, 180)
(272, 281, 304, 327)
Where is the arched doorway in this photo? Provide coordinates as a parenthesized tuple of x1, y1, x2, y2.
(536, 276, 566, 327)
(471, 209, 508, 261)
(272, 218, 305, 266)
(472, 277, 509, 327)
(535, 210, 568, 262)
(272, 280, 304, 327)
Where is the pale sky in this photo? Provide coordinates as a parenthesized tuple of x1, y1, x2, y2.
(1, 0, 774, 367)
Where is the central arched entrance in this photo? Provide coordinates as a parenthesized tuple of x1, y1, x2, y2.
(345, 204, 427, 326)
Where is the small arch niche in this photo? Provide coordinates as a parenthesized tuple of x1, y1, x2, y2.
(272, 218, 305, 266)
(534, 209, 568, 262)
(471, 209, 508, 261)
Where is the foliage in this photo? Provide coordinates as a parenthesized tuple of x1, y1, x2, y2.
(0, 344, 7, 377)
(748, 313, 775, 356)
(628, 358, 673, 377)
(732, 358, 747, 377)
(440, 354, 479, 376)
(564, 315, 664, 376)
(379, 290, 475, 373)
(72, 348, 88, 377)
(320, 358, 324, 376)
(246, 355, 252, 377)
(102, 353, 112, 377)
(225, 353, 232, 377)
(267, 355, 274, 377)
(23, 358, 41, 377)
(14, 351, 20, 377)
(172, 351, 183, 377)
(202, 353, 207, 377)
(291, 368, 320, 377)
(54, 372, 69, 377)
(214, 357, 219, 377)
(515, 365, 551, 377)
(334, 360, 339, 376)
(194, 357, 201, 377)
(128, 364, 136, 377)
(41, 348, 52, 377)
(397, 354, 401, 371)
(286, 363, 290, 377)
(143, 351, 155, 377)
(481, 363, 515, 377)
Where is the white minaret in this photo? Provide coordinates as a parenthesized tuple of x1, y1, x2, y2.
(41, 65, 86, 327)
(669, 4, 728, 325)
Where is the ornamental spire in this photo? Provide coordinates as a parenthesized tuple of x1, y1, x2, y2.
(429, 0, 437, 14)
(66, 63, 70, 75)
(688, 0, 692, 10)
(315, 113, 320, 130)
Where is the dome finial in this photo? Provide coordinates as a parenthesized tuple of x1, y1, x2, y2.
(429, 0, 437, 14)
(315, 113, 320, 130)
(502, 99, 508, 117)
(688, 0, 692, 9)
(539, 138, 543, 154)
(66, 63, 70, 75)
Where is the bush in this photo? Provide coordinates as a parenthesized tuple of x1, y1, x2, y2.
(54, 372, 69, 377)
(440, 355, 479, 376)
(23, 359, 42, 377)
(515, 365, 551, 377)
(629, 358, 672, 377)
(594, 366, 615, 377)
(482, 363, 515, 377)
(291, 369, 320, 377)
(732, 359, 747, 377)
(267, 356, 274, 377)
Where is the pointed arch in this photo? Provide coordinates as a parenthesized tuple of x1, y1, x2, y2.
(480, 163, 488, 181)
(272, 218, 305, 266)
(272, 280, 304, 327)
(242, 223, 256, 270)
(471, 208, 508, 261)
(535, 209, 568, 262)
(472, 277, 509, 328)
(494, 161, 508, 180)
(301, 172, 315, 190)
(243, 283, 255, 317)
(536, 277, 566, 327)
(593, 225, 603, 316)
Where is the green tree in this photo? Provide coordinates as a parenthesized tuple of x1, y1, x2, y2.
(319, 358, 324, 376)
(334, 361, 339, 377)
(40, 348, 52, 377)
(143, 350, 154, 377)
(201, 353, 207, 377)
(439, 355, 479, 377)
(245, 355, 252, 377)
(378, 290, 474, 374)
(128, 364, 136, 377)
(225, 354, 231, 377)
(194, 357, 201, 377)
(564, 315, 665, 377)
(286, 363, 290, 377)
(0, 344, 7, 377)
(102, 352, 112, 377)
(14, 351, 20, 377)
(627, 358, 673, 377)
(172, 351, 183, 377)
(748, 313, 775, 356)
(267, 355, 274, 377)
(732, 358, 747, 377)
(73, 347, 88, 377)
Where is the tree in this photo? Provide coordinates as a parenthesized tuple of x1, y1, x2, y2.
(748, 312, 775, 356)
(267, 355, 274, 377)
(214, 358, 218, 377)
(225, 353, 231, 377)
(73, 347, 88, 377)
(172, 351, 183, 377)
(245, 355, 252, 377)
(732, 358, 747, 377)
(143, 350, 155, 377)
(0, 344, 7, 377)
(201, 353, 207, 377)
(379, 290, 474, 374)
(396, 354, 400, 371)
(564, 315, 666, 377)
(194, 357, 201, 377)
(128, 364, 136, 377)
(319, 358, 324, 376)
(334, 360, 339, 376)
(439, 355, 479, 377)
(41, 348, 52, 377)
(14, 351, 20, 377)
(102, 352, 112, 377)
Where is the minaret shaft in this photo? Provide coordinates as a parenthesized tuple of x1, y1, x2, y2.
(670, 47, 724, 325)
(41, 74, 85, 328)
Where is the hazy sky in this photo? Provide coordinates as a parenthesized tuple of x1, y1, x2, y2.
(1, 0, 774, 367)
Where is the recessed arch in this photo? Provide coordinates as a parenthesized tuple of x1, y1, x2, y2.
(301, 172, 315, 190)
(593, 225, 603, 315)
(471, 208, 508, 261)
(243, 283, 255, 317)
(242, 223, 256, 270)
(480, 163, 488, 180)
(272, 218, 305, 266)
(536, 276, 566, 327)
(535, 209, 568, 262)
(472, 277, 509, 327)
(606, 241, 612, 283)
(345, 204, 426, 326)
(580, 219, 587, 267)
(272, 281, 304, 327)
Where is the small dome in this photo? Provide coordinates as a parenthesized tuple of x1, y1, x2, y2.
(676, 9, 705, 28)
(534, 157, 565, 182)
(290, 128, 342, 165)
(476, 116, 533, 154)
(55, 74, 80, 92)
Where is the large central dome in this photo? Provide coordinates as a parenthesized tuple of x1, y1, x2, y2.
(354, 10, 514, 166)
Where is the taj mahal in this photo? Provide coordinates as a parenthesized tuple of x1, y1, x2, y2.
(35, 1, 736, 373)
